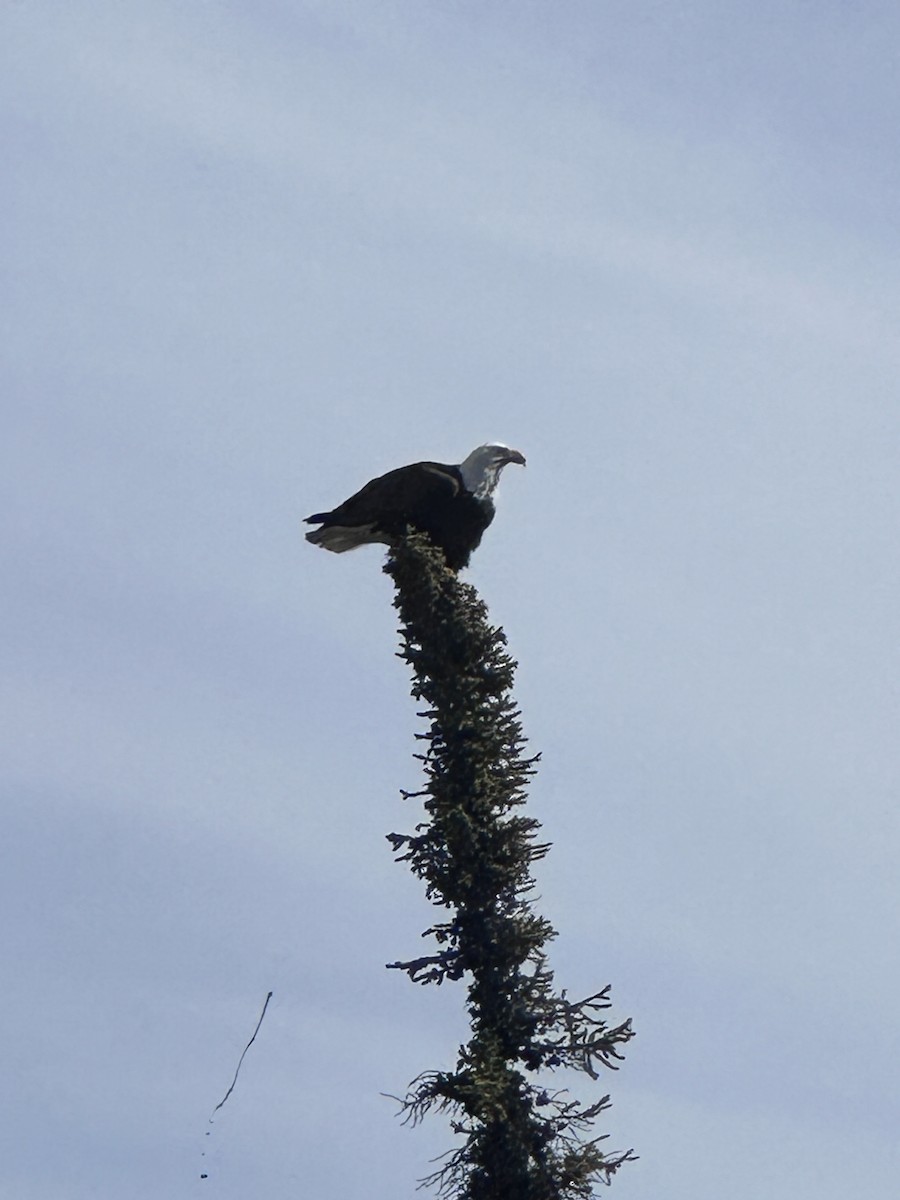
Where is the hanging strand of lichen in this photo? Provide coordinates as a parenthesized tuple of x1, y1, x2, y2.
(384, 532, 635, 1200)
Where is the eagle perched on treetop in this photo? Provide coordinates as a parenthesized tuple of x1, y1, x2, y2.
(305, 443, 526, 571)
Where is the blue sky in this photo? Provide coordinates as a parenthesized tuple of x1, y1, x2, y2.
(3, 3, 900, 1197)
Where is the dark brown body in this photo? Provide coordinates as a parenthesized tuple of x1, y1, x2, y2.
(305, 461, 495, 571)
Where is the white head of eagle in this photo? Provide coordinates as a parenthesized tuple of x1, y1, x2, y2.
(304, 443, 526, 570)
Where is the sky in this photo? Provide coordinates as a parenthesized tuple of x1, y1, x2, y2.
(3, 2, 900, 1196)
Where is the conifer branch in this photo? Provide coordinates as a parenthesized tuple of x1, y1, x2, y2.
(384, 532, 635, 1199)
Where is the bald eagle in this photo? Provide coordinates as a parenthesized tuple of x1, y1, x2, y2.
(304, 443, 526, 570)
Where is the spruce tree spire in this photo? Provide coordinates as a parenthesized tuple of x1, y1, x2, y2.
(384, 532, 635, 1200)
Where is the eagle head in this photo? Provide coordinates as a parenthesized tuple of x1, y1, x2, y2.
(459, 443, 526, 499)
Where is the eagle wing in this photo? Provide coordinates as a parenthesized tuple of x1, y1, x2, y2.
(306, 462, 461, 529)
